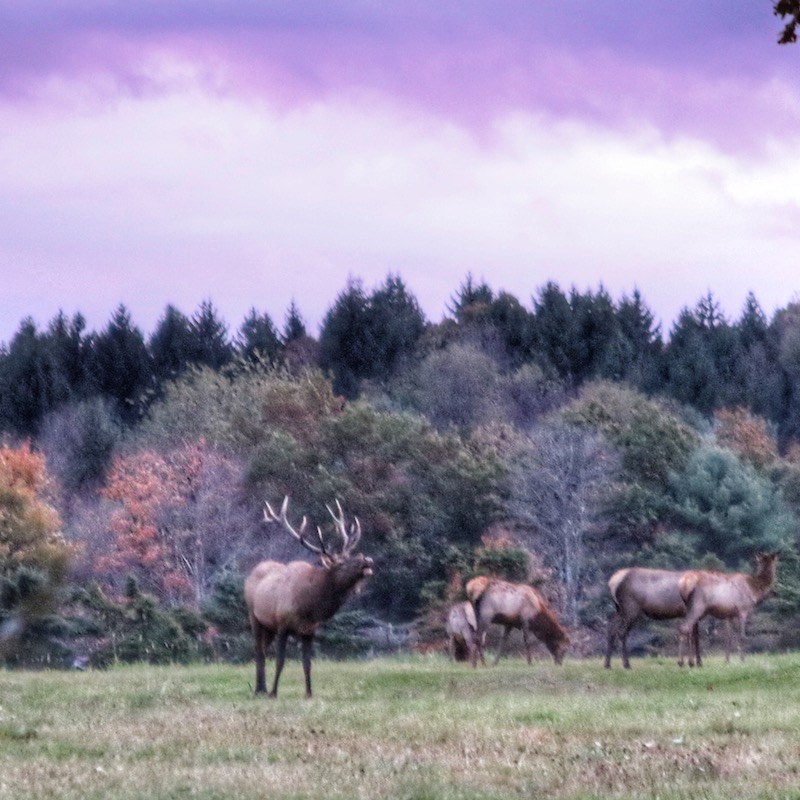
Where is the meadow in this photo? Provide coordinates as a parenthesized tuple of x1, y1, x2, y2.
(1, 653, 800, 800)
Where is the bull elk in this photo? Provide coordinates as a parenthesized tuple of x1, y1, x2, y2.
(466, 576, 570, 665)
(244, 497, 374, 698)
(677, 552, 779, 667)
(605, 567, 702, 669)
(446, 601, 486, 667)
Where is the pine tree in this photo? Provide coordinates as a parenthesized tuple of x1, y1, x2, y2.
(149, 305, 195, 383)
(319, 278, 374, 397)
(663, 293, 740, 413)
(449, 273, 493, 324)
(44, 311, 94, 400)
(0, 318, 66, 434)
(531, 281, 575, 380)
(91, 305, 153, 421)
(238, 309, 282, 365)
(367, 274, 426, 376)
(283, 300, 308, 343)
(190, 300, 233, 370)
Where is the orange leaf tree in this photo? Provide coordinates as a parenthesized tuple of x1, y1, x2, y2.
(98, 441, 248, 606)
(0, 442, 73, 642)
(714, 407, 779, 470)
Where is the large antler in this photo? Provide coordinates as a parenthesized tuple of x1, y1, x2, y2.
(264, 496, 329, 557)
(326, 499, 362, 555)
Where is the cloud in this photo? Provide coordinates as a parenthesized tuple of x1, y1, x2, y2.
(1, 2, 796, 151)
(2, 2, 800, 345)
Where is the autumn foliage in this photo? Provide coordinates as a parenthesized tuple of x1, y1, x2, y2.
(714, 407, 779, 469)
(98, 441, 244, 605)
(0, 442, 71, 581)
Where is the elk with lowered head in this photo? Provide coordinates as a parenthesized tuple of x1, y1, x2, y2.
(244, 497, 374, 698)
(466, 576, 570, 665)
(446, 601, 486, 667)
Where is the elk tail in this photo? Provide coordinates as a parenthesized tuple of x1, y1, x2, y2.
(607, 569, 629, 611)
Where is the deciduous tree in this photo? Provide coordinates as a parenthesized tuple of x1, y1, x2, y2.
(0, 443, 72, 648)
(507, 423, 618, 626)
(775, 0, 800, 43)
(98, 442, 250, 605)
(714, 407, 779, 470)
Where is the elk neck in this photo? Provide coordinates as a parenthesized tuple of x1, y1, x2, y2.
(315, 557, 371, 618)
(747, 555, 778, 600)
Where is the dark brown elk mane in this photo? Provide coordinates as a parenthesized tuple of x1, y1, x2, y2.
(747, 553, 779, 596)
(244, 497, 373, 698)
(528, 602, 567, 658)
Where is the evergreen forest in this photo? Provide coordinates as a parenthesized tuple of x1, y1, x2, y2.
(3, 274, 800, 667)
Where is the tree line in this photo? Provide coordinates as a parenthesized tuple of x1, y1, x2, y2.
(4, 278, 800, 444)
(3, 274, 800, 667)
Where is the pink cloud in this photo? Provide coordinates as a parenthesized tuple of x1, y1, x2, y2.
(2, 2, 800, 346)
(0, 2, 795, 153)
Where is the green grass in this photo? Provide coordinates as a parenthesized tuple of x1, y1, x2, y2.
(2, 653, 800, 799)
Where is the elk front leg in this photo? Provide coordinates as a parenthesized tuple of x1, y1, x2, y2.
(270, 631, 289, 698)
(522, 627, 532, 665)
(301, 635, 314, 699)
(693, 623, 702, 667)
(735, 615, 748, 661)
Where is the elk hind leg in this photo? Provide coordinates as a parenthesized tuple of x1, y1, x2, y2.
(617, 616, 636, 670)
(471, 631, 486, 667)
(253, 622, 273, 694)
(270, 631, 289, 698)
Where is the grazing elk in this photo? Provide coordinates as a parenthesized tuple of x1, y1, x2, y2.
(244, 497, 374, 698)
(677, 552, 779, 667)
(466, 576, 570, 665)
(605, 567, 702, 669)
(446, 601, 486, 667)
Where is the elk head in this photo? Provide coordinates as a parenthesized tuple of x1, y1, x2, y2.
(264, 496, 374, 585)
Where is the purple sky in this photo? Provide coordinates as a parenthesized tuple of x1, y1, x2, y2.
(2, 1, 800, 345)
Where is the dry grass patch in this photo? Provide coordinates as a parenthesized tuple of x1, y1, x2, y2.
(1, 655, 800, 799)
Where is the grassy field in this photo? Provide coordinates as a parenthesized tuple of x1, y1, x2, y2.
(2, 652, 800, 800)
